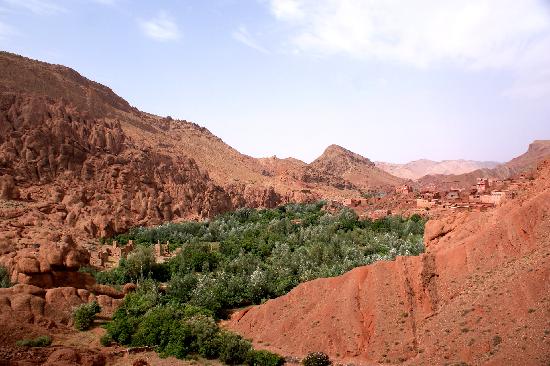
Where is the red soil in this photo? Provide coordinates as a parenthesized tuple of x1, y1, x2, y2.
(226, 160, 550, 365)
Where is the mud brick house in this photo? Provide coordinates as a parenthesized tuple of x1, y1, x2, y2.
(476, 178, 490, 193)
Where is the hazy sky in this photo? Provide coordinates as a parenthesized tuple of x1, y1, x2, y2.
(1, 0, 549, 163)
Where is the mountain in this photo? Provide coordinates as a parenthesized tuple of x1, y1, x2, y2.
(0, 52, 403, 246)
(505, 140, 550, 172)
(376, 159, 500, 180)
(227, 159, 550, 365)
(307, 144, 404, 190)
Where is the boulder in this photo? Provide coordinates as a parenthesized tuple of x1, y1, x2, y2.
(0, 174, 19, 199)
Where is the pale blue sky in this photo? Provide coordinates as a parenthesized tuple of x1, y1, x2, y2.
(1, 0, 549, 163)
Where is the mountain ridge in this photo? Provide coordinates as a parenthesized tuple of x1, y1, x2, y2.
(376, 158, 500, 180)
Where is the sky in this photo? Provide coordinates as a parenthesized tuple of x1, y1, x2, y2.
(1, 0, 550, 164)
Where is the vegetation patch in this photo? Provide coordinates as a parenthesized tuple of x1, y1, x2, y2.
(16, 336, 52, 347)
(73, 301, 101, 331)
(0, 265, 11, 288)
(104, 281, 283, 365)
(100, 203, 425, 316)
(302, 352, 332, 366)
(99, 203, 425, 364)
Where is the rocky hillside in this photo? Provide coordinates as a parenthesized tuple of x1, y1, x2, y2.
(505, 140, 550, 172)
(306, 144, 404, 190)
(227, 159, 550, 365)
(0, 52, 405, 245)
(376, 159, 499, 180)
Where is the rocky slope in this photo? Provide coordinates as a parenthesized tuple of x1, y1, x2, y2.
(306, 145, 404, 190)
(0, 237, 123, 365)
(376, 159, 499, 180)
(505, 140, 550, 172)
(226, 159, 550, 365)
(0, 52, 405, 246)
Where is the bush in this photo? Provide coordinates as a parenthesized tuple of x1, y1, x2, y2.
(302, 352, 332, 366)
(100, 333, 113, 347)
(218, 331, 252, 365)
(16, 335, 52, 347)
(0, 265, 11, 288)
(246, 349, 285, 366)
(94, 247, 170, 285)
(73, 301, 101, 331)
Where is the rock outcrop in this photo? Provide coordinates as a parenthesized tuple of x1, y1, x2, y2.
(226, 160, 550, 365)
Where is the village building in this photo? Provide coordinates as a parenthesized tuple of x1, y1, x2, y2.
(481, 191, 505, 206)
(154, 241, 170, 257)
(397, 184, 413, 195)
(89, 240, 134, 268)
(110, 240, 134, 259)
(420, 191, 441, 200)
(476, 178, 490, 193)
(416, 198, 436, 209)
(90, 249, 109, 267)
(445, 190, 461, 201)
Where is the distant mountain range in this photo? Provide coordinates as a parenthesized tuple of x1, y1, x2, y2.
(375, 159, 500, 180)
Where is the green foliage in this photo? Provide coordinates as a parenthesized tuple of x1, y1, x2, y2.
(16, 336, 52, 347)
(100, 333, 113, 346)
(101, 203, 425, 364)
(95, 246, 170, 285)
(73, 301, 101, 331)
(104, 283, 270, 364)
(0, 265, 10, 288)
(302, 352, 332, 366)
(102, 204, 426, 317)
(217, 331, 252, 365)
(246, 350, 285, 366)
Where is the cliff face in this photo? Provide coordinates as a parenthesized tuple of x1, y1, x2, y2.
(505, 140, 550, 172)
(226, 160, 550, 365)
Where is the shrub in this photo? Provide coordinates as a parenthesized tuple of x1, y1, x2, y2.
(73, 301, 101, 331)
(167, 273, 198, 302)
(217, 331, 252, 365)
(0, 265, 11, 288)
(100, 333, 113, 347)
(302, 352, 332, 366)
(16, 335, 52, 347)
(246, 349, 285, 366)
(184, 315, 220, 358)
(94, 248, 170, 285)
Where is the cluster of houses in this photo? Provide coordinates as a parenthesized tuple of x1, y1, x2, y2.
(89, 240, 179, 268)
(403, 174, 532, 212)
